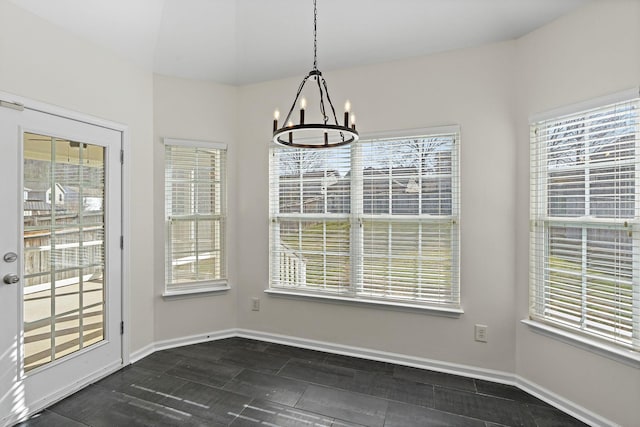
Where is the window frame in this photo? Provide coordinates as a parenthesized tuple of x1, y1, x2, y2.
(268, 126, 461, 312)
(163, 138, 228, 297)
(528, 89, 640, 357)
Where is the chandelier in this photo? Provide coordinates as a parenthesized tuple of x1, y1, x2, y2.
(272, 0, 359, 149)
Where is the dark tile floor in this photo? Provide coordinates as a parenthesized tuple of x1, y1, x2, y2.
(18, 337, 588, 427)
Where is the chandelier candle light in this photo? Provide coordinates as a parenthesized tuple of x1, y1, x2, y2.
(271, 0, 359, 148)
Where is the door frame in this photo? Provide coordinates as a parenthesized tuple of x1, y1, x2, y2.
(0, 91, 131, 422)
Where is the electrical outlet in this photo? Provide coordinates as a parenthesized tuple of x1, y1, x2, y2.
(251, 297, 260, 311)
(475, 324, 488, 343)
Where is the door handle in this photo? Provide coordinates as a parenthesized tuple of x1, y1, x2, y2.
(3, 274, 19, 285)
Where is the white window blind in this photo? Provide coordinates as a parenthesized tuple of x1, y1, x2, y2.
(358, 136, 459, 305)
(270, 146, 352, 292)
(165, 139, 227, 293)
(269, 129, 460, 308)
(530, 96, 640, 351)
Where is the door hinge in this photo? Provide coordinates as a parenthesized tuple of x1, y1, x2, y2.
(120, 321, 124, 335)
(0, 100, 24, 111)
(120, 235, 124, 249)
(120, 149, 124, 164)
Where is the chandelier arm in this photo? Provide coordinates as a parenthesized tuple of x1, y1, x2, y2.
(315, 74, 328, 124)
(282, 74, 311, 127)
(321, 76, 341, 127)
(320, 76, 346, 142)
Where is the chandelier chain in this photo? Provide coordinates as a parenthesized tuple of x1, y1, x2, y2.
(313, 0, 318, 71)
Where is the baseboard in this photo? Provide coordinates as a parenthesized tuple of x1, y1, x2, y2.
(127, 328, 614, 427)
(129, 342, 156, 364)
(3, 360, 122, 427)
(129, 328, 237, 364)
(516, 376, 618, 427)
(236, 328, 515, 384)
(235, 329, 614, 427)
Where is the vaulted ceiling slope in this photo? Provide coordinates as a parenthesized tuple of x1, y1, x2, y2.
(9, 0, 590, 85)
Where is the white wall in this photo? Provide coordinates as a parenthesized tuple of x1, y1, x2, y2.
(236, 40, 519, 372)
(152, 75, 238, 341)
(514, 2, 640, 426)
(0, 0, 155, 354)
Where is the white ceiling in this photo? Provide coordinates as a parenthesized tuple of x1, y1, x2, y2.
(9, 0, 590, 85)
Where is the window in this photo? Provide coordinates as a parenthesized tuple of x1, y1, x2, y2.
(269, 128, 460, 310)
(164, 138, 227, 295)
(530, 95, 640, 352)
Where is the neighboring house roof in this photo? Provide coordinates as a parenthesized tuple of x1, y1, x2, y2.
(27, 183, 102, 198)
(59, 185, 103, 197)
(23, 201, 53, 211)
(26, 190, 47, 202)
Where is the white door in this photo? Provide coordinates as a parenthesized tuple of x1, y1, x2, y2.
(0, 103, 123, 426)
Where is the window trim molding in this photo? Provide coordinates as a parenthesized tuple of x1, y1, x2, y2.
(529, 87, 639, 124)
(356, 124, 461, 142)
(163, 137, 228, 295)
(528, 94, 640, 354)
(162, 284, 231, 299)
(522, 319, 640, 368)
(265, 288, 464, 317)
(163, 137, 227, 150)
(268, 125, 461, 309)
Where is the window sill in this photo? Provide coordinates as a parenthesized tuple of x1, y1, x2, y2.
(162, 284, 230, 299)
(521, 319, 640, 368)
(264, 288, 463, 317)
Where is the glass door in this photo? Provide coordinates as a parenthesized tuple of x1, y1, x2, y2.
(0, 105, 122, 426)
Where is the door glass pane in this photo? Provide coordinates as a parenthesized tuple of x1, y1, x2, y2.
(23, 132, 105, 373)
